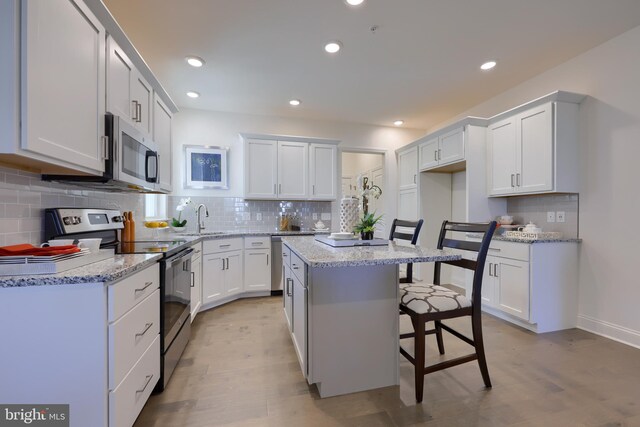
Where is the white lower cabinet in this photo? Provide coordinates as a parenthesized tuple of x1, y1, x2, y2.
(244, 250, 271, 291)
(190, 243, 202, 321)
(472, 239, 579, 333)
(202, 253, 225, 304)
(291, 272, 308, 377)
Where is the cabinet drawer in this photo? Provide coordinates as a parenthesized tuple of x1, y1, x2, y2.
(203, 238, 242, 254)
(488, 240, 530, 261)
(282, 245, 292, 268)
(245, 236, 271, 249)
(109, 289, 160, 389)
(191, 242, 203, 262)
(290, 252, 306, 286)
(108, 263, 159, 322)
(109, 335, 160, 427)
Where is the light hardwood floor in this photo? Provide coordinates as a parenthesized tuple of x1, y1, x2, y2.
(135, 296, 640, 427)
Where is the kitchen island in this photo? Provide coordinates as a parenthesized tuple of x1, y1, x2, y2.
(281, 236, 460, 398)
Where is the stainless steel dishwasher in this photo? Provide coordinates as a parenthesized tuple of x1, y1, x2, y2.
(271, 236, 284, 293)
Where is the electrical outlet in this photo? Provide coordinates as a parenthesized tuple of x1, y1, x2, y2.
(321, 213, 331, 221)
(556, 211, 565, 223)
(242, 212, 250, 221)
(312, 213, 318, 220)
(547, 211, 556, 223)
(256, 212, 262, 221)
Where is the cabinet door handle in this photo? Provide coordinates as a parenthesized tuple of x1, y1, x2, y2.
(516, 173, 521, 187)
(493, 264, 499, 277)
(251, 241, 263, 246)
(221, 259, 225, 271)
(438, 149, 441, 160)
(101, 136, 109, 160)
(434, 150, 437, 161)
(136, 102, 142, 123)
(136, 374, 154, 394)
(279, 183, 282, 194)
(511, 174, 515, 187)
(134, 281, 154, 294)
(135, 322, 153, 337)
(488, 263, 493, 277)
(219, 244, 231, 248)
(191, 271, 195, 287)
(273, 184, 276, 194)
(267, 254, 269, 265)
(132, 100, 138, 122)
(312, 184, 315, 195)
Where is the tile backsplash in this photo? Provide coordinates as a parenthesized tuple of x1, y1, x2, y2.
(0, 164, 331, 246)
(506, 194, 579, 238)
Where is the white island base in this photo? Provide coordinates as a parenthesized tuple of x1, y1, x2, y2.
(307, 264, 400, 397)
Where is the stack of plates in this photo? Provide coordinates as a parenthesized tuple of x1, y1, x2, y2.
(0, 248, 90, 264)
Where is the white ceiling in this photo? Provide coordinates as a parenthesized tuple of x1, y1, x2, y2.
(104, 0, 640, 130)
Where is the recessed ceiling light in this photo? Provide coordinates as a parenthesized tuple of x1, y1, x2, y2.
(480, 60, 497, 71)
(186, 91, 200, 98)
(345, 0, 365, 5)
(393, 120, 404, 126)
(324, 41, 342, 54)
(289, 99, 301, 106)
(185, 56, 205, 67)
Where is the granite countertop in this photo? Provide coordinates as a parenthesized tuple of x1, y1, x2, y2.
(493, 235, 582, 244)
(282, 235, 461, 268)
(0, 253, 162, 288)
(174, 229, 328, 241)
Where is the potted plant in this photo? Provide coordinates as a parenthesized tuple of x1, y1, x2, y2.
(170, 198, 193, 232)
(354, 212, 383, 240)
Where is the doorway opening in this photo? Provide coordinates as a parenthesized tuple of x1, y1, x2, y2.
(341, 150, 386, 238)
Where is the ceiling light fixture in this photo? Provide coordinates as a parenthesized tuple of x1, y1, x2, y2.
(289, 99, 301, 106)
(393, 120, 404, 126)
(185, 56, 205, 67)
(480, 60, 497, 71)
(324, 41, 342, 54)
(186, 91, 200, 98)
(345, 0, 365, 6)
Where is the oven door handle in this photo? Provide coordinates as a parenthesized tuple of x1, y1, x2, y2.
(164, 248, 194, 271)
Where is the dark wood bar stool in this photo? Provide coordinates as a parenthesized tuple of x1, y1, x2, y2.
(388, 219, 424, 283)
(398, 220, 497, 402)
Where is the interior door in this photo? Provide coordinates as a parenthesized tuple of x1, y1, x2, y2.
(487, 117, 518, 195)
(278, 141, 308, 199)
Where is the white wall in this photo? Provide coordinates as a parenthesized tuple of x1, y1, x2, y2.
(430, 25, 640, 347)
(173, 109, 425, 229)
(341, 152, 383, 178)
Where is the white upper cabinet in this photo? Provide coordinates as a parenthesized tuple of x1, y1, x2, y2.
(244, 136, 338, 200)
(418, 127, 465, 172)
(245, 139, 278, 199)
(309, 143, 337, 200)
(20, 0, 106, 174)
(108, 36, 153, 139)
(398, 147, 418, 190)
(278, 141, 308, 199)
(153, 94, 172, 192)
(487, 97, 581, 197)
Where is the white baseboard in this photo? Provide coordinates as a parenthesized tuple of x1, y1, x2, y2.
(577, 314, 640, 350)
(199, 290, 272, 312)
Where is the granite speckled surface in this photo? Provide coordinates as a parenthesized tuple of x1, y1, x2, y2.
(175, 230, 328, 241)
(493, 236, 582, 244)
(282, 236, 461, 268)
(0, 254, 162, 288)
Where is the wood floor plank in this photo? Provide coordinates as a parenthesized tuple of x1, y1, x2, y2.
(134, 296, 640, 427)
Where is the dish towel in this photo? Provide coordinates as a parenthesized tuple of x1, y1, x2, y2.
(0, 244, 80, 257)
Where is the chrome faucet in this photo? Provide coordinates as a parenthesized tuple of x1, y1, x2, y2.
(196, 204, 209, 234)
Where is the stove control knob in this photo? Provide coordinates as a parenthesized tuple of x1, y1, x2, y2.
(75, 217, 82, 224)
(71, 216, 81, 225)
(63, 216, 72, 225)
(112, 215, 123, 223)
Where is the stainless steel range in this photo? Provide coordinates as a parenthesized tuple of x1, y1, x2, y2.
(44, 207, 192, 392)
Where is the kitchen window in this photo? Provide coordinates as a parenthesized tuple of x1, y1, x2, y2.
(144, 194, 167, 220)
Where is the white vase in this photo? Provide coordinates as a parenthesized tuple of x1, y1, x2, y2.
(340, 197, 359, 234)
(170, 225, 186, 233)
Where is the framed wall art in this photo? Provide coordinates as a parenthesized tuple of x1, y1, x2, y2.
(184, 145, 229, 189)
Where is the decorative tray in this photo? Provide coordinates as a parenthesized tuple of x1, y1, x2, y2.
(503, 231, 563, 240)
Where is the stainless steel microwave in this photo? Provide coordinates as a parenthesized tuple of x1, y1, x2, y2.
(43, 114, 159, 192)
